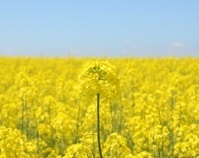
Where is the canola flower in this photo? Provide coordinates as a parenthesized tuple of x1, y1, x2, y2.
(78, 60, 119, 101)
(78, 60, 120, 158)
(0, 57, 199, 157)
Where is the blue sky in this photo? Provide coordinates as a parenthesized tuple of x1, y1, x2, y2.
(0, 0, 199, 57)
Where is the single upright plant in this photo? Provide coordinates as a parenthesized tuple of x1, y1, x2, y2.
(79, 60, 119, 158)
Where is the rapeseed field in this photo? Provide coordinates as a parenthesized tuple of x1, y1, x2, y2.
(0, 57, 199, 158)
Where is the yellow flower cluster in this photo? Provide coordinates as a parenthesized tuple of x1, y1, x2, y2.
(0, 126, 36, 158)
(78, 60, 120, 101)
(0, 57, 199, 157)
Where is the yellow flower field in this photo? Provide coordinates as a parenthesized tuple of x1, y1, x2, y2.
(0, 57, 199, 158)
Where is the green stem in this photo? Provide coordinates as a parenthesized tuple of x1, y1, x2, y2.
(97, 93, 103, 158)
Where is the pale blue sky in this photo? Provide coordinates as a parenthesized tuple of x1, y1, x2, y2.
(0, 0, 199, 57)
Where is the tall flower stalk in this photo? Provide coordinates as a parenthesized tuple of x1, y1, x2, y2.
(79, 61, 119, 158)
(97, 93, 103, 158)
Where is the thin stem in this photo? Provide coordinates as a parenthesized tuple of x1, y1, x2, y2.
(97, 93, 103, 158)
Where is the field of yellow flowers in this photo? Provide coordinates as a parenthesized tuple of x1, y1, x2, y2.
(0, 57, 199, 158)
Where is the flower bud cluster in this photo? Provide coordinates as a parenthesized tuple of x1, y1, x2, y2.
(78, 61, 119, 101)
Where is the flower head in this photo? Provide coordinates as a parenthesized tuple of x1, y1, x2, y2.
(78, 61, 119, 101)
